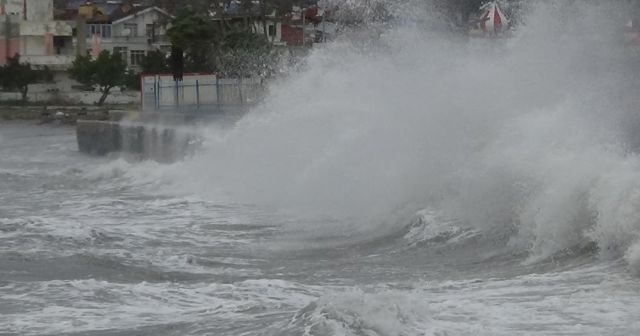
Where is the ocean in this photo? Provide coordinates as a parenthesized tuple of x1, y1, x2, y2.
(2, 1, 640, 335)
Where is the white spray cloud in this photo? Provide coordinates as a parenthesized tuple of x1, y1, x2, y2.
(165, 1, 640, 269)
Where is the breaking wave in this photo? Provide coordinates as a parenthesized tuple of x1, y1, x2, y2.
(165, 2, 640, 272)
(281, 262, 637, 336)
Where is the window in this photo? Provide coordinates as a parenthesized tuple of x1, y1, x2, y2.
(130, 50, 145, 66)
(124, 23, 138, 37)
(113, 47, 128, 61)
(53, 36, 66, 55)
(102, 25, 111, 38)
(86, 24, 112, 38)
(146, 24, 155, 39)
(268, 24, 276, 37)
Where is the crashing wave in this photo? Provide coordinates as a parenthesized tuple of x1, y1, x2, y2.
(403, 209, 480, 246)
(161, 1, 640, 274)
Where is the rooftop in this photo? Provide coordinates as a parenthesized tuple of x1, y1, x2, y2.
(108, 4, 150, 22)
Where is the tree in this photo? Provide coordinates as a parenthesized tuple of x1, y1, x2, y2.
(167, 7, 279, 78)
(218, 29, 277, 77)
(69, 51, 127, 105)
(0, 55, 50, 102)
(124, 70, 142, 91)
(167, 9, 221, 73)
(141, 50, 170, 74)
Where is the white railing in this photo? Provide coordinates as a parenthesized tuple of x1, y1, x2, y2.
(20, 55, 75, 68)
(19, 21, 73, 36)
(84, 35, 170, 45)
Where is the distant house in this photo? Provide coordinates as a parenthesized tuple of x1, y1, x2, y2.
(209, 0, 284, 46)
(210, 14, 284, 46)
(281, 5, 334, 46)
(80, 2, 173, 69)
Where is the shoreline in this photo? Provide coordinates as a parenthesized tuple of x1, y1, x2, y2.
(0, 104, 139, 124)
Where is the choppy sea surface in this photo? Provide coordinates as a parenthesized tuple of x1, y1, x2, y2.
(1, 123, 639, 336)
(5, 2, 640, 334)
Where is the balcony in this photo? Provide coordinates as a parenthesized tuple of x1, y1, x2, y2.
(20, 21, 73, 36)
(21, 55, 76, 70)
(90, 35, 169, 43)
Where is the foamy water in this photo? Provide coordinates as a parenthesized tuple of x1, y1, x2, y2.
(2, 1, 640, 335)
(1, 122, 640, 335)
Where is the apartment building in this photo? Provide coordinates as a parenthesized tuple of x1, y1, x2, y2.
(0, 0, 74, 68)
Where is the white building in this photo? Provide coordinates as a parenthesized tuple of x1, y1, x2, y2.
(251, 19, 283, 46)
(84, 4, 172, 69)
(212, 0, 284, 46)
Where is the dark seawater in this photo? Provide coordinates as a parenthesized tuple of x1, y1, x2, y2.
(1, 123, 639, 336)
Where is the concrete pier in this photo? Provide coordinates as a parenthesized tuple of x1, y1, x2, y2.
(75, 105, 249, 162)
(76, 120, 199, 162)
(76, 120, 122, 155)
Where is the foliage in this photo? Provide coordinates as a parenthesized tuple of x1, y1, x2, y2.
(141, 50, 170, 74)
(168, 9, 220, 46)
(167, 8, 279, 77)
(69, 51, 127, 105)
(218, 30, 278, 77)
(167, 9, 220, 72)
(0, 55, 52, 102)
(124, 70, 141, 91)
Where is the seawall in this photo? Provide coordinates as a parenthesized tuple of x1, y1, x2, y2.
(76, 120, 199, 162)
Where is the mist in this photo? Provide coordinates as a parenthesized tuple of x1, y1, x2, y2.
(163, 1, 640, 269)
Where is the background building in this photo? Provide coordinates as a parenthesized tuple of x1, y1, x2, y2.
(73, 1, 172, 69)
(0, 0, 74, 69)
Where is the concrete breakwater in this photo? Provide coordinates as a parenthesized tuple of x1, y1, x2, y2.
(75, 105, 250, 162)
(76, 120, 199, 162)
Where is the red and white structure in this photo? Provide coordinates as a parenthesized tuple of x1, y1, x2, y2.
(624, 19, 640, 46)
(479, 1, 509, 35)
